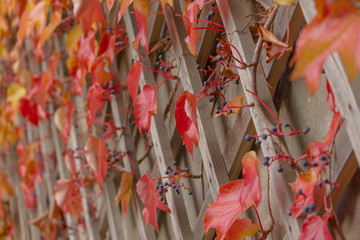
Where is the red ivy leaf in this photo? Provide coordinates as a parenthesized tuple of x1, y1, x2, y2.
(183, 0, 201, 57)
(175, 91, 199, 160)
(115, 171, 133, 218)
(74, 0, 105, 34)
(221, 218, 259, 240)
(63, 149, 78, 180)
(133, 0, 150, 51)
(136, 171, 170, 232)
(53, 179, 83, 220)
(99, 31, 116, 65)
(54, 100, 75, 145)
(84, 135, 108, 187)
(299, 214, 334, 240)
(134, 83, 157, 135)
(289, 167, 319, 218)
(19, 98, 39, 126)
(87, 83, 105, 130)
(326, 79, 335, 112)
(127, 60, 143, 101)
(290, 0, 360, 94)
(204, 151, 261, 240)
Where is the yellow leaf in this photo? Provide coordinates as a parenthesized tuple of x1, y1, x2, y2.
(54, 107, 66, 132)
(37, 11, 62, 50)
(6, 83, 26, 108)
(66, 24, 83, 53)
(274, 0, 296, 5)
(115, 172, 133, 218)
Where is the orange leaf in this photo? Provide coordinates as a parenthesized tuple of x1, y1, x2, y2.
(87, 83, 105, 130)
(290, 0, 360, 94)
(160, 0, 173, 12)
(66, 24, 83, 54)
(175, 91, 199, 160)
(133, 83, 157, 135)
(204, 151, 261, 240)
(74, 0, 105, 34)
(37, 11, 62, 50)
(258, 26, 292, 63)
(0, 173, 14, 198)
(84, 135, 108, 184)
(133, 0, 150, 51)
(118, 0, 133, 21)
(54, 100, 74, 145)
(54, 179, 83, 220)
(216, 96, 244, 116)
(115, 171, 133, 218)
(222, 218, 259, 240)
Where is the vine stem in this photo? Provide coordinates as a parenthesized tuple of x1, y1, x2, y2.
(253, 205, 264, 232)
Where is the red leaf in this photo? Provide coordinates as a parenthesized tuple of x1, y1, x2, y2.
(53, 179, 83, 220)
(134, 83, 157, 135)
(84, 135, 108, 186)
(74, 0, 105, 34)
(99, 31, 116, 65)
(133, 0, 150, 51)
(87, 83, 105, 130)
(221, 218, 259, 240)
(290, 0, 360, 94)
(136, 171, 170, 232)
(183, 0, 201, 57)
(91, 58, 112, 84)
(326, 79, 335, 112)
(175, 91, 199, 160)
(126, 60, 143, 101)
(289, 167, 319, 218)
(63, 150, 78, 180)
(115, 172, 133, 218)
(204, 151, 261, 240)
(19, 98, 39, 126)
(299, 214, 334, 240)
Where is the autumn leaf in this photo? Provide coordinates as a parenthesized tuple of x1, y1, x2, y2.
(73, 0, 105, 34)
(216, 96, 244, 116)
(54, 179, 83, 220)
(6, 83, 26, 110)
(183, 0, 201, 57)
(99, 31, 116, 65)
(26, 210, 57, 239)
(289, 167, 319, 218)
(63, 149, 78, 180)
(274, 0, 295, 5)
(221, 218, 259, 240)
(115, 171, 133, 218)
(160, 0, 173, 12)
(91, 58, 112, 84)
(204, 151, 261, 240)
(87, 83, 105, 130)
(84, 135, 108, 187)
(298, 214, 334, 240)
(133, 0, 150, 51)
(175, 91, 199, 160)
(290, 0, 360, 94)
(19, 98, 39, 126)
(258, 26, 292, 63)
(136, 172, 170, 232)
(66, 24, 83, 54)
(118, 0, 133, 21)
(54, 100, 75, 145)
(36, 11, 61, 50)
(0, 172, 14, 217)
(134, 83, 157, 135)
(126, 60, 143, 101)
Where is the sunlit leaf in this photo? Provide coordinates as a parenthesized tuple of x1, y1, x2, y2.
(299, 214, 334, 240)
(115, 171, 133, 218)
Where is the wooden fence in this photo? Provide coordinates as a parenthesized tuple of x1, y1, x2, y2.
(4, 0, 360, 239)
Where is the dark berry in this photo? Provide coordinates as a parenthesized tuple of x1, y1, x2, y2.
(311, 162, 318, 167)
(303, 127, 310, 134)
(158, 55, 163, 59)
(209, 10, 215, 16)
(172, 185, 176, 189)
(158, 189, 162, 194)
(245, 134, 252, 142)
(296, 189, 303, 195)
(167, 165, 171, 170)
(317, 182, 323, 188)
(164, 182, 169, 186)
(320, 155, 327, 161)
(164, 68, 169, 72)
(288, 210, 292, 216)
(156, 184, 160, 189)
(308, 203, 315, 211)
(262, 158, 269, 166)
(185, 167, 190, 172)
(255, 139, 261, 145)
(203, 81, 209, 87)
(156, 61, 160, 66)
(165, 170, 169, 175)
(331, 185, 337, 190)
(163, 201, 167, 205)
(106, 27, 112, 33)
(166, 36, 170, 41)
(217, 55, 223, 61)
(284, 122, 290, 127)
(277, 166, 283, 172)
(188, 191, 192, 195)
(206, 15, 211, 21)
(196, 64, 201, 69)
(227, 108, 232, 114)
(159, 184, 164, 189)
(159, 197, 164, 201)
(216, 43, 223, 49)
(208, 96, 214, 102)
(131, 59, 135, 65)
(271, 126, 277, 132)
(302, 159, 309, 167)
(160, 65, 164, 70)
(303, 205, 310, 213)
(222, 76, 226, 81)
(234, 79, 240, 85)
(324, 179, 329, 183)
(210, 2, 215, 7)
(172, 161, 177, 165)
(261, 134, 267, 140)
(216, 109, 220, 114)
(222, 101, 227, 106)
(173, 171, 177, 175)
